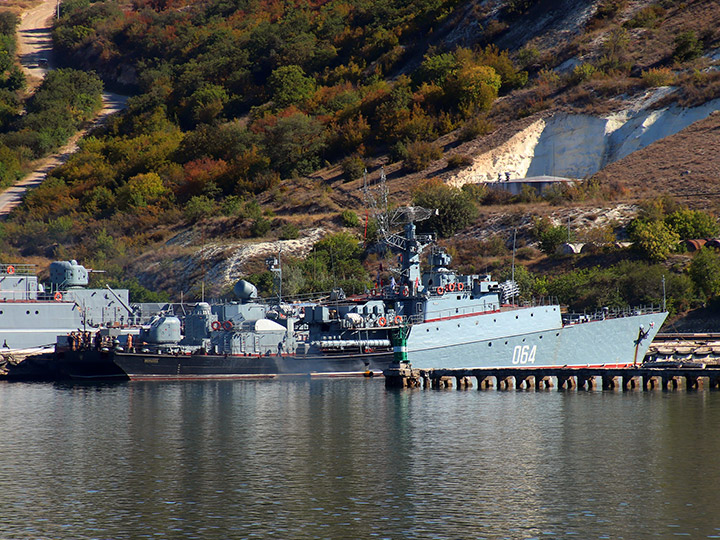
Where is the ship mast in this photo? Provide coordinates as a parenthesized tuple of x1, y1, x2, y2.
(363, 168, 436, 293)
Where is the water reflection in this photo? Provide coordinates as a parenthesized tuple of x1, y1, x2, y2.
(1, 381, 720, 539)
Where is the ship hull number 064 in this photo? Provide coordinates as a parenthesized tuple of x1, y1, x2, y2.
(512, 344, 537, 364)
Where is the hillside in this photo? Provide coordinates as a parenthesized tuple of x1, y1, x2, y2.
(2, 0, 720, 315)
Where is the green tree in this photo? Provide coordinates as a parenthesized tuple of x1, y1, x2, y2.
(532, 216, 568, 255)
(689, 248, 720, 300)
(412, 178, 478, 237)
(449, 65, 501, 114)
(263, 112, 326, 176)
(268, 65, 316, 108)
(629, 220, 680, 261)
(189, 84, 229, 124)
(664, 209, 718, 240)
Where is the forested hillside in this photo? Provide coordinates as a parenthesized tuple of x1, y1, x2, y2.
(2, 0, 720, 320)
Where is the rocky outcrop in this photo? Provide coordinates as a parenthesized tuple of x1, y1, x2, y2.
(448, 93, 720, 186)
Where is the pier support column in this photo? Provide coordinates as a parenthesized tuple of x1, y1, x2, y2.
(661, 375, 682, 390)
(456, 376, 472, 389)
(643, 375, 660, 390)
(497, 376, 513, 390)
(514, 375, 534, 390)
(535, 376, 553, 390)
(622, 376, 640, 390)
(384, 364, 422, 388)
(432, 376, 453, 389)
(708, 375, 720, 389)
(475, 376, 493, 390)
(557, 375, 576, 390)
(685, 376, 702, 390)
(577, 375, 596, 390)
(602, 375, 619, 390)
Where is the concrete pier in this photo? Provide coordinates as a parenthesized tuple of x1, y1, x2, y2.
(385, 365, 720, 391)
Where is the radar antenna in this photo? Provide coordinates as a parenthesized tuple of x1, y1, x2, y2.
(363, 167, 434, 250)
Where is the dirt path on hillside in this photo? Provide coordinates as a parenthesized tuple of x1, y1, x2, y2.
(0, 0, 128, 218)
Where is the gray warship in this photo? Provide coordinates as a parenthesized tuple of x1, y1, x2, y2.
(53, 211, 667, 379)
(0, 260, 133, 353)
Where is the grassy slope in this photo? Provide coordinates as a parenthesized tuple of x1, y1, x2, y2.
(8, 0, 720, 301)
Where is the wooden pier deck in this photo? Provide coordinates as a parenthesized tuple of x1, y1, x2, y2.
(384, 363, 720, 391)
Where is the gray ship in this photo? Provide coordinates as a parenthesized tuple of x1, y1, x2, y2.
(53, 214, 667, 379)
(0, 260, 133, 352)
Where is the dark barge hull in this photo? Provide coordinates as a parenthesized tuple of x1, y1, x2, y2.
(55, 349, 394, 380)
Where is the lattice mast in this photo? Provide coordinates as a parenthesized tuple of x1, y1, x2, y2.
(363, 168, 436, 291)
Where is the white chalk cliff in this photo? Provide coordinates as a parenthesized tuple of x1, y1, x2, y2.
(448, 91, 720, 186)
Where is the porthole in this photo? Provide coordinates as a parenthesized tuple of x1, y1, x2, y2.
(504, 341, 508, 345)
(539, 335, 543, 339)
(493, 319, 497, 323)
(35, 310, 39, 315)
(515, 315, 519, 319)
(556, 332, 560, 336)
(531, 313, 534, 317)
(488, 342, 492, 347)
(26, 310, 30, 315)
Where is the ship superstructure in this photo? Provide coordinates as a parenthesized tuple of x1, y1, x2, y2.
(53, 214, 666, 379)
(0, 261, 134, 351)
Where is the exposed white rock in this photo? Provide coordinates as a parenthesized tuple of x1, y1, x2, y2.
(449, 95, 720, 187)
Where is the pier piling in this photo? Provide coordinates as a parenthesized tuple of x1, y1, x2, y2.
(386, 366, 720, 392)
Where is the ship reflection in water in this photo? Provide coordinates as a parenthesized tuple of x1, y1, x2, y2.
(1, 379, 720, 539)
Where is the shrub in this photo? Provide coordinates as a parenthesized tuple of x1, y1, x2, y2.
(404, 141, 442, 172)
(460, 182, 488, 203)
(624, 5, 665, 28)
(220, 195, 242, 216)
(447, 154, 473, 169)
(340, 210, 360, 227)
(341, 155, 365, 182)
(673, 31, 703, 63)
(279, 222, 299, 240)
(184, 195, 215, 222)
(251, 217, 271, 237)
(570, 63, 597, 85)
(641, 68, 675, 87)
(516, 46, 540, 69)
(459, 115, 494, 141)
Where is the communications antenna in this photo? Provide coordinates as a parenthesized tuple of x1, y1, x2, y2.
(363, 167, 434, 251)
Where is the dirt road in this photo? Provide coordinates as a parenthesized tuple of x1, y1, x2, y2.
(16, 0, 55, 83)
(0, 0, 128, 218)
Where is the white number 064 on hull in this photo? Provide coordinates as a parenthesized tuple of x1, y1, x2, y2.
(512, 344, 537, 364)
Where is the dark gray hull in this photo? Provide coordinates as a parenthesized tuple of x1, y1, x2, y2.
(55, 348, 394, 380)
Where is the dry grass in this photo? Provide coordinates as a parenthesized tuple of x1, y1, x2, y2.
(0, 0, 42, 14)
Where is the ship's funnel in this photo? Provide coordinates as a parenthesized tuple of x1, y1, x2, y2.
(234, 280, 258, 300)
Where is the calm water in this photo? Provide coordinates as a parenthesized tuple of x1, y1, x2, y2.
(1, 379, 720, 540)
